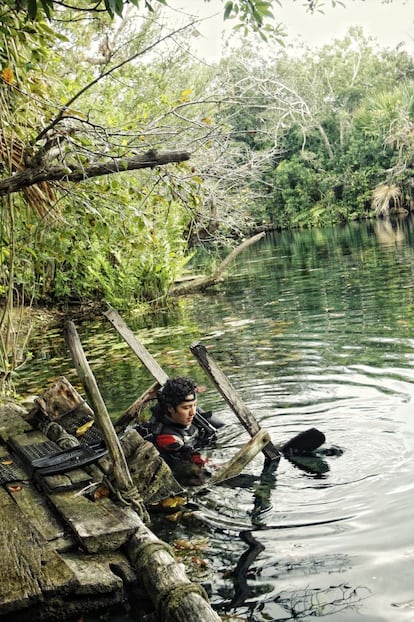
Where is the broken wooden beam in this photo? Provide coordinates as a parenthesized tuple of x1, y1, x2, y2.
(190, 341, 281, 463)
(114, 380, 159, 430)
(206, 429, 271, 486)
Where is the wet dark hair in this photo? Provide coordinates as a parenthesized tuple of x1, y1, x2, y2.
(157, 376, 197, 408)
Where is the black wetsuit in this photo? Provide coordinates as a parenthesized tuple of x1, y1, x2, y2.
(145, 406, 223, 484)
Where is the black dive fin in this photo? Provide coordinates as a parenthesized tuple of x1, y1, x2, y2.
(278, 427, 326, 456)
(32, 445, 107, 476)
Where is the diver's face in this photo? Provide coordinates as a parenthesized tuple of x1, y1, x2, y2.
(168, 394, 197, 426)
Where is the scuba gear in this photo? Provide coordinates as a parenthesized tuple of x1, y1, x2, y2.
(134, 406, 224, 485)
(144, 407, 221, 454)
(133, 375, 225, 485)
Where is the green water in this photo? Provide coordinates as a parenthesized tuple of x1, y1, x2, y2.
(15, 218, 414, 621)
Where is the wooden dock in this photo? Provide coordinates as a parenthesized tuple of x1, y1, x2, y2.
(0, 395, 220, 622)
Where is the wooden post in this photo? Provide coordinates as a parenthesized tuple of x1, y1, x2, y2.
(64, 321, 149, 522)
(190, 341, 280, 463)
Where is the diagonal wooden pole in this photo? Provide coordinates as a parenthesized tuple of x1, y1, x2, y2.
(190, 341, 281, 463)
(104, 308, 168, 384)
(64, 320, 150, 523)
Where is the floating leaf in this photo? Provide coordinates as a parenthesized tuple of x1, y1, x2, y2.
(191, 556, 208, 569)
(93, 486, 110, 500)
(174, 537, 209, 552)
(161, 495, 187, 509)
(1, 67, 14, 84)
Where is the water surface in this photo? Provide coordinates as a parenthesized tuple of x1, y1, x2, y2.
(16, 218, 414, 621)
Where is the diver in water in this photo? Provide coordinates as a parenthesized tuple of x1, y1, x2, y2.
(141, 376, 340, 485)
(146, 376, 224, 485)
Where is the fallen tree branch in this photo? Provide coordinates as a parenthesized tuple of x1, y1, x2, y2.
(169, 231, 266, 296)
(0, 150, 190, 197)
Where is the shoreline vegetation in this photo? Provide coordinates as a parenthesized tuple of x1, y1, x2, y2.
(0, 232, 266, 399)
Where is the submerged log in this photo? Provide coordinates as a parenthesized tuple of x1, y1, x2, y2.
(126, 526, 221, 622)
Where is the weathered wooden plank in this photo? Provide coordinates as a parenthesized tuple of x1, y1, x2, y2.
(9, 428, 52, 450)
(0, 440, 77, 547)
(104, 308, 168, 384)
(61, 551, 130, 595)
(4, 480, 65, 543)
(0, 444, 63, 542)
(33, 375, 94, 421)
(0, 402, 32, 443)
(0, 486, 77, 615)
(38, 468, 94, 493)
(48, 491, 141, 553)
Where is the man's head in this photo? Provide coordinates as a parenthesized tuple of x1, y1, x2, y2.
(157, 376, 198, 426)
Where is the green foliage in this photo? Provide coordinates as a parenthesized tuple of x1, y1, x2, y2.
(8, 0, 166, 20)
(3, 1, 414, 315)
(242, 31, 414, 228)
(7, 0, 281, 38)
(0, 3, 213, 309)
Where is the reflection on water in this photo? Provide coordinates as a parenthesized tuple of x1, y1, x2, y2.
(16, 218, 414, 621)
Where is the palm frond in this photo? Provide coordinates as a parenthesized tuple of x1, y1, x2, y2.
(0, 130, 58, 219)
(371, 183, 402, 217)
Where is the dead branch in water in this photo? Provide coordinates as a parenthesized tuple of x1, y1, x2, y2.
(170, 231, 266, 296)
